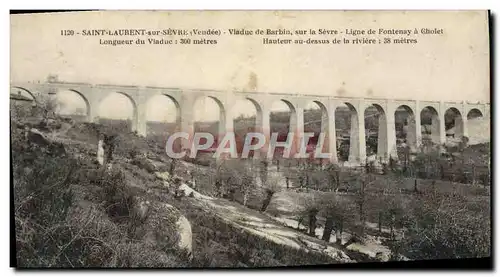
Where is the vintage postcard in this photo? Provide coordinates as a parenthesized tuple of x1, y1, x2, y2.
(10, 10, 491, 268)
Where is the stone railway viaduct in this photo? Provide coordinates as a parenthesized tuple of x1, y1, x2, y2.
(11, 80, 490, 164)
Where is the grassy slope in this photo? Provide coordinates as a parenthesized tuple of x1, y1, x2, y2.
(15, 116, 490, 266)
(14, 118, 351, 267)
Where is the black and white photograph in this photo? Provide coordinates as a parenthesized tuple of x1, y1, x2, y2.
(9, 9, 492, 269)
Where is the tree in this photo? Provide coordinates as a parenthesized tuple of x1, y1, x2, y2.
(381, 161, 388, 175)
(103, 134, 118, 164)
(297, 194, 322, 237)
(308, 207, 319, 237)
(302, 161, 313, 192)
(325, 163, 341, 192)
(210, 160, 226, 197)
(458, 136, 469, 152)
(260, 171, 281, 212)
(168, 157, 177, 176)
(214, 159, 259, 206)
(388, 155, 396, 172)
(402, 142, 411, 174)
(217, 160, 239, 199)
(232, 159, 258, 206)
(412, 146, 442, 179)
(383, 191, 406, 240)
(38, 95, 59, 121)
(395, 191, 490, 260)
(259, 158, 269, 185)
(365, 160, 376, 174)
(282, 160, 297, 189)
(354, 173, 374, 238)
(321, 195, 355, 244)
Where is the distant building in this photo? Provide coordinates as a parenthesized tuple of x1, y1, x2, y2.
(47, 74, 59, 83)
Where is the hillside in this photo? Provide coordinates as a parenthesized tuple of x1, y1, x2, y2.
(12, 104, 491, 268)
(12, 115, 366, 267)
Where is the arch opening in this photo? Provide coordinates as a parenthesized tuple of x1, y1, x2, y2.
(232, 98, 261, 158)
(444, 108, 464, 142)
(145, 94, 180, 142)
(270, 99, 296, 159)
(466, 108, 488, 145)
(303, 101, 328, 163)
(55, 89, 90, 121)
(98, 92, 137, 132)
(395, 105, 417, 158)
(11, 87, 36, 102)
(364, 104, 387, 161)
(335, 102, 357, 162)
(193, 96, 224, 159)
(10, 87, 37, 118)
(467, 108, 483, 120)
(420, 106, 440, 146)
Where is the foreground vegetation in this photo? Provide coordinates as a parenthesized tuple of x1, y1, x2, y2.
(12, 114, 342, 267)
(11, 98, 491, 267)
(183, 135, 490, 261)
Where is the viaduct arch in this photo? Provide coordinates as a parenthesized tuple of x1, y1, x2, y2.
(62, 89, 91, 118)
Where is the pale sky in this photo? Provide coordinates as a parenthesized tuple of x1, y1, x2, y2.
(11, 11, 490, 121)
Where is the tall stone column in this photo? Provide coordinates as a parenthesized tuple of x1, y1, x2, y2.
(293, 106, 305, 158)
(430, 114, 441, 144)
(47, 86, 57, 102)
(327, 103, 338, 164)
(484, 104, 490, 119)
(135, 94, 148, 137)
(180, 95, 195, 152)
(287, 106, 297, 157)
(415, 101, 422, 149)
(385, 104, 397, 161)
(348, 101, 366, 165)
(135, 108, 147, 137)
(454, 113, 464, 139)
(86, 105, 96, 123)
(45, 86, 58, 118)
(129, 89, 148, 137)
(439, 102, 446, 145)
(216, 106, 235, 160)
(377, 110, 388, 161)
(218, 106, 233, 144)
(461, 112, 468, 139)
(86, 93, 101, 123)
(406, 113, 417, 152)
(130, 105, 138, 133)
(258, 104, 271, 159)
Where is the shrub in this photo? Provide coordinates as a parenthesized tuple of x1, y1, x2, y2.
(390, 192, 490, 260)
(14, 138, 80, 267)
(13, 131, 184, 267)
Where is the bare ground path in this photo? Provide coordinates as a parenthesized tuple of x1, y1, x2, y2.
(185, 194, 355, 263)
(176, 161, 394, 260)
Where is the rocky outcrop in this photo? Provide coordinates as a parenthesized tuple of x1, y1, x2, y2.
(97, 139, 105, 166)
(27, 128, 66, 156)
(132, 196, 193, 261)
(175, 215, 192, 258)
(132, 156, 157, 173)
(66, 184, 189, 267)
(176, 183, 213, 200)
(375, 251, 390, 262)
(27, 128, 50, 147)
(155, 171, 171, 181)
